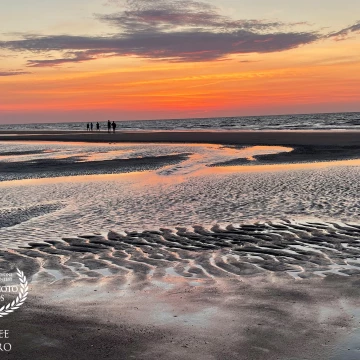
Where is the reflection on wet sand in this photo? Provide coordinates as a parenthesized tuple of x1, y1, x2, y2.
(1, 141, 360, 248)
(1, 155, 360, 189)
(1, 139, 360, 359)
(198, 157, 360, 176)
(0, 141, 294, 181)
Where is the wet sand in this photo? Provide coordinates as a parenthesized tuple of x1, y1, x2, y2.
(1, 136, 360, 359)
(1, 274, 360, 360)
(0, 153, 190, 181)
(1, 138, 360, 182)
(1, 129, 360, 146)
(1, 222, 360, 359)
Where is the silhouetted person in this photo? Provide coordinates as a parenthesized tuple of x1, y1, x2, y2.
(112, 121, 116, 133)
(90, 122, 93, 131)
(86, 123, 89, 131)
(96, 122, 100, 131)
(107, 120, 111, 133)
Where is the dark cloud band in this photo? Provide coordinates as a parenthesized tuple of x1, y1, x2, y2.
(0, 0, 358, 67)
(0, 70, 31, 76)
(327, 21, 360, 40)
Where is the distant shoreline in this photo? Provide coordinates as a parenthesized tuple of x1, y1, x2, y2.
(1, 130, 360, 146)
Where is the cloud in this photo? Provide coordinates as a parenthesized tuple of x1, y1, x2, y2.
(26, 50, 108, 67)
(327, 21, 360, 41)
(238, 60, 261, 63)
(0, 0, 357, 67)
(97, 0, 291, 33)
(0, 70, 31, 76)
(2, 30, 318, 67)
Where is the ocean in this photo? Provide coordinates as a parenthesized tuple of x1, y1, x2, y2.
(1, 112, 360, 131)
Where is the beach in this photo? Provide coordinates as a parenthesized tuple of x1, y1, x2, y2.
(0, 131, 360, 359)
(2, 0, 360, 354)
(1, 129, 360, 146)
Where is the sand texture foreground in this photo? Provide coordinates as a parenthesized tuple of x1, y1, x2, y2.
(1, 130, 360, 146)
(2, 221, 360, 360)
(1, 274, 359, 360)
(0, 137, 360, 359)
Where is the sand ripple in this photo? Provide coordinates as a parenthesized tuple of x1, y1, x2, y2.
(0, 203, 64, 228)
(1, 221, 360, 286)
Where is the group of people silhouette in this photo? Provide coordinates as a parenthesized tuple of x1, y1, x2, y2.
(86, 120, 116, 133)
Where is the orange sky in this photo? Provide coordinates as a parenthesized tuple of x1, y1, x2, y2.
(1, 0, 360, 123)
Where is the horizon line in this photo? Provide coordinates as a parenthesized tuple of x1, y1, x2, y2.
(0, 110, 359, 126)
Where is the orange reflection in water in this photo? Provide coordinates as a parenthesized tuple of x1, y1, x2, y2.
(127, 157, 360, 187)
(0, 172, 145, 188)
(0, 144, 359, 189)
(1, 157, 357, 190)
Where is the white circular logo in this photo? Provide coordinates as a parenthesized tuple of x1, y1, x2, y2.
(0, 268, 28, 317)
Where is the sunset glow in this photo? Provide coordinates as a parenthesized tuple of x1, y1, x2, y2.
(1, 0, 360, 123)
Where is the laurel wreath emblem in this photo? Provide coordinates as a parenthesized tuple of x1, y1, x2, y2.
(0, 268, 28, 318)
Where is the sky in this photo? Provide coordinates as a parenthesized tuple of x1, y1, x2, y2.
(0, 0, 359, 124)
